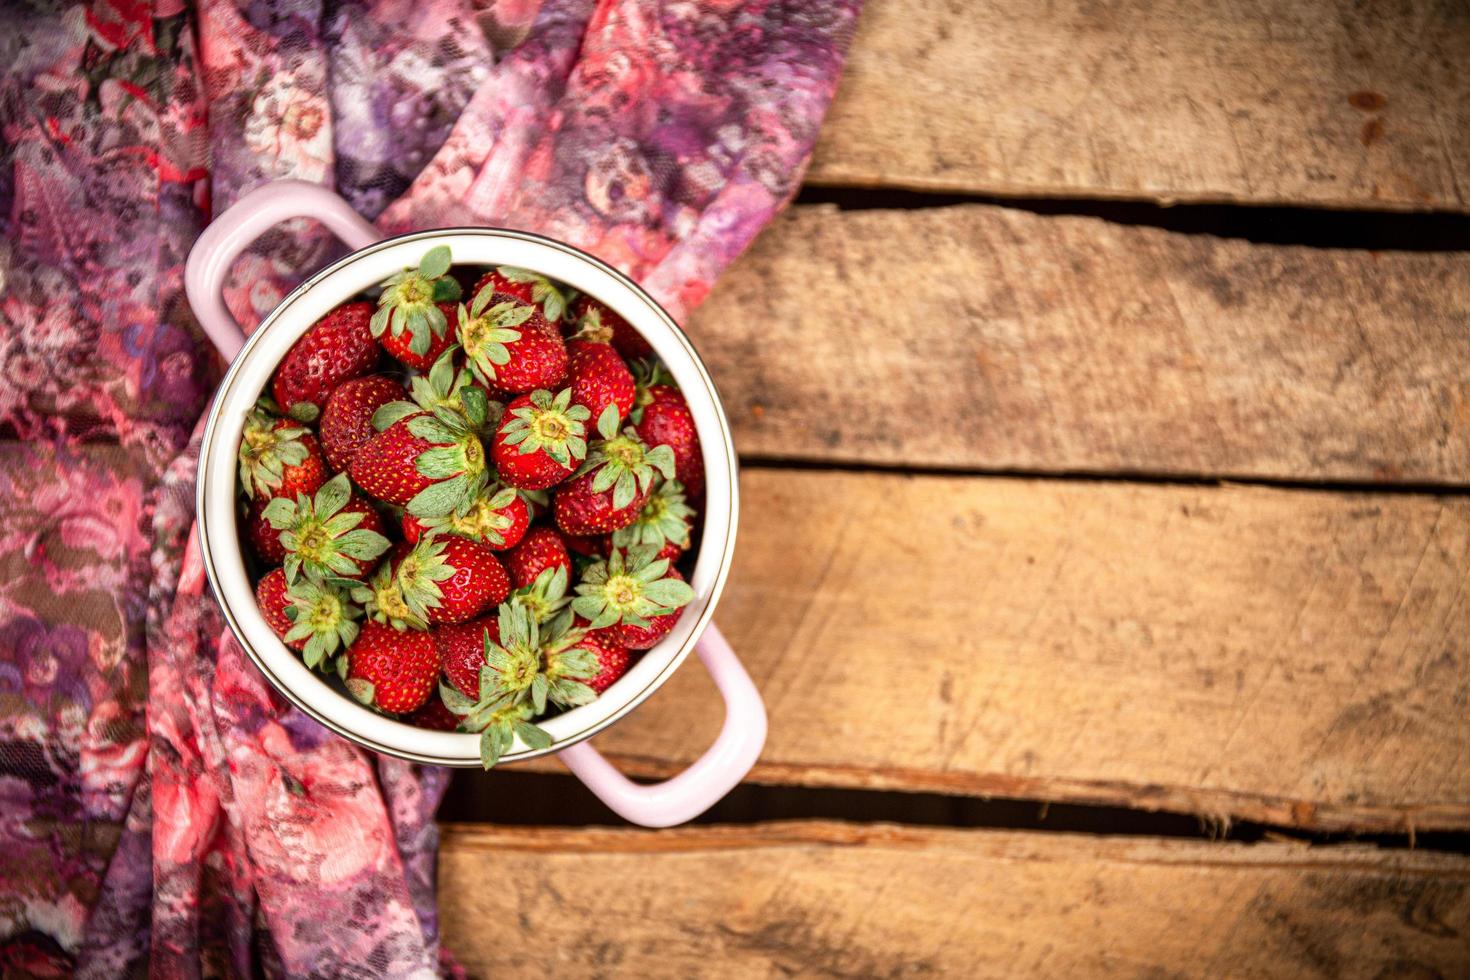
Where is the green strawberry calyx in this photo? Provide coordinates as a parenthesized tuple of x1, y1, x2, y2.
(611, 478, 694, 552)
(238, 404, 310, 499)
(576, 408, 676, 510)
(572, 545, 694, 630)
(627, 360, 675, 425)
(352, 561, 430, 632)
(511, 564, 572, 624)
(370, 244, 462, 356)
(281, 577, 362, 672)
(499, 388, 591, 471)
(458, 284, 537, 386)
(372, 351, 496, 519)
(262, 473, 391, 585)
(360, 534, 465, 628)
(411, 484, 520, 547)
(496, 266, 569, 322)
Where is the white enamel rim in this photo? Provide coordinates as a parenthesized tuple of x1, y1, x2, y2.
(196, 228, 739, 766)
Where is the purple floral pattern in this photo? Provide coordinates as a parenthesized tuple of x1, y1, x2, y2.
(0, 0, 858, 974)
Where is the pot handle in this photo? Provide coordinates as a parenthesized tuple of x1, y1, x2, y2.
(185, 180, 381, 362)
(556, 623, 767, 827)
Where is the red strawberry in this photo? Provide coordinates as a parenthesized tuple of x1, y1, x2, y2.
(271, 302, 379, 419)
(436, 616, 499, 699)
(369, 534, 510, 626)
(256, 568, 294, 639)
(504, 526, 572, 589)
(319, 375, 406, 471)
(567, 338, 635, 424)
(246, 499, 289, 564)
(369, 244, 462, 367)
(345, 620, 440, 714)
(238, 408, 327, 502)
(381, 301, 458, 371)
(402, 485, 529, 551)
(580, 629, 631, 693)
(473, 267, 570, 322)
(260, 473, 391, 583)
(554, 412, 674, 536)
(632, 381, 703, 498)
(349, 354, 490, 515)
(572, 548, 694, 651)
(459, 284, 569, 393)
(492, 389, 591, 490)
(406, 697, 461, 731)
(572, 294, 651, 360)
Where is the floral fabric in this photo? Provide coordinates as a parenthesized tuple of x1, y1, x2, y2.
(0, 0, 858, 975)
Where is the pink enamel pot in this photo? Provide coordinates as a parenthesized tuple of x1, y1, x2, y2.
(186, 180, 765, 828)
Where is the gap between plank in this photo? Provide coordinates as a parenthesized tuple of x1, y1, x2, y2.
(440, 770, 1470, 857)
(793, 185, 1470, 252)
(737, 455, 1470, 498)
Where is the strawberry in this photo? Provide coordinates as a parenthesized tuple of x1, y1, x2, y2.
(349, 352, 492, 516)
(319, 375, 406, 471)
(369, 244, 462, 366)
(567, 338, 635, 424)
(459, 281, 568, 392)
(256, 568, 294, 638)
(358, 533, 510, 627)
(473, 267, 570, 323)
(246, 499, 289, 564)
(260, 473, 391, 583)
(563, 532, 609, 560)
(437, 615, 500, 699)
(402, 485, 529, 551)
(382, 301, 458, 371)
(238, 406, 327, 502)
(609, 478, 695, 556)
(572, 546, 694, 650)
(573, 294, 651, 361)
(271, 302, 379, 420)
(437, 602, 596, 767)
(616, 572, 687, 650)
(504, 526, 572, 589)
(631, 368, 703, 498)
(492, 388, 591, 490)
(554, 409, 675, 536)
(582, 631, 631, 693)
(345, 620, 439, 714)
(406, 696, 461, 731)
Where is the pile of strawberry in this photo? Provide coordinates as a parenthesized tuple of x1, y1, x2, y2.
(236, 245, 704, 767)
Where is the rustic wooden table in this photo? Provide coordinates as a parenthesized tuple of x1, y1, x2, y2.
(438, 1, 1470, 975)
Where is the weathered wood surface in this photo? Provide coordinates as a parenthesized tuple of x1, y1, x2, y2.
(439, 822, 1470, 978)
(690, 203, 1470, 484)
(519, 470, 1470, 832)
(810, 0, 1470, 211)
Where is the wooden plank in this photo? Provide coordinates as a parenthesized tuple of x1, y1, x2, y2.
(689, 203, 1470, 484)
(439, 822, 1470, 978)
(518, 470, 1470, 832)
(809, 0, 1470, 211)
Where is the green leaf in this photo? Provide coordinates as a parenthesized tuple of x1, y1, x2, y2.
(337, 530, 391, 560)
(345, 679, 375, 706)
(407, 415, 457, 444)
(408, 475, 468, 517)
(315, 473, 351, 517)
(261, 497, 296, 528)
(460, 386, 489, 428)
(432, 277, 461, 302)
(370, 304, 392, 337)
(372, 401, 420, 431)
(514, 720, 554, 750)
(643, 579, 694, 607)
(597, 406, 619, 440)
(439, 682, 476, 715)
(530, 673, 549, 714)
(416, 446, 465, 479)
(288, 401, 320, 423)
(419, 244, 452, 280)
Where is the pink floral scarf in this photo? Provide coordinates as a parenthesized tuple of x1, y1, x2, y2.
(0, 0, 858, 974)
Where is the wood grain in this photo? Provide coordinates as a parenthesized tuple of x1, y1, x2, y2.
(440, 822, 1470, 978)
(689, 203, 1470, 484)
(517, 470, 1470, 831)
(809, 0, 1470, 211)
